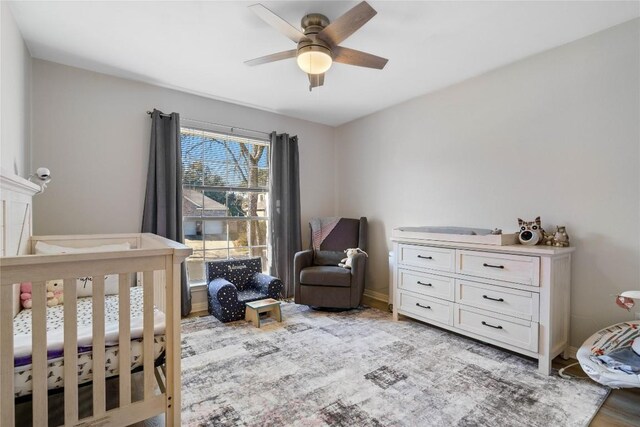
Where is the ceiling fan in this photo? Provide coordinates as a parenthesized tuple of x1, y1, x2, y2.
(245, 1, 388, 91)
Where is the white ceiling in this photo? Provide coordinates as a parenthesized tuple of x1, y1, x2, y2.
(9, 1, 640, 126)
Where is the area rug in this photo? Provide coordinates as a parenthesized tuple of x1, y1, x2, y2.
(180, 303, 608, 426)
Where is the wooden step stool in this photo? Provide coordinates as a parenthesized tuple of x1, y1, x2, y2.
(245, 298, 282, 328)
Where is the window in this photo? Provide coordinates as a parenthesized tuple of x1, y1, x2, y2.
(181, 127, 269, 286)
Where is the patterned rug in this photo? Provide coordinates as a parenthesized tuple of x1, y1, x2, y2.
(180, 303, 608, 426)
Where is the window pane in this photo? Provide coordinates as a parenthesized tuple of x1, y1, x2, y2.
(229, 247, 250, 259)
(227, 192, 247, 217)
(184, 226, 203, 251)
(248, 220, 268, 247)
(186, 251, 205, 284)
(182, 131, 205, 186)
(240, 192, 268, 218)
(251, 246, 269, 272)
(183, 188, 204, 219)
(204, 248, 228, 262)
(200, 190, 227, 217)
(204, 220, 227, 251)
(230, 220, 247, 248)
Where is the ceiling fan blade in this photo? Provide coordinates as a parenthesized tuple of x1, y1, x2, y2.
(249, 4, 306, 43)
(317, 1, 377, 46)
(308, 73, 325, 91)
(245, 49, 297, 66)
(333, 46, 388, 69)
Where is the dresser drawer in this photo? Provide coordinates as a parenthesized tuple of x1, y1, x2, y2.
(398, 245, 455, 272)
(454, 304, 538, 352)
(455, 280, 539, 321)
(399, 269, 454, 300)
(399, 292, 453, 326)
(456, 250, 540, 286)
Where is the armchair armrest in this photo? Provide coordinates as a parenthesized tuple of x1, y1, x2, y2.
(350, 252, 367, 306)
(294, 249, 314, 303)
(208, 278, 238, 302)
(294, 249, 314, 272)
(250, 273, 283, 298)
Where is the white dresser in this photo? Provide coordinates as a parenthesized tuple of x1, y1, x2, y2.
(391, 232, 574, 375)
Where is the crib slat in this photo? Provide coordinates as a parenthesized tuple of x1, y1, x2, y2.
(0, 285, 15, 427)
(32, 281, 48, 425)
(143, 271, 155, 398)
(92, 275, 106, 417)
(164, 256, 180, 426)
(63, 278, 78, 425)
(118, 273, 131, 407)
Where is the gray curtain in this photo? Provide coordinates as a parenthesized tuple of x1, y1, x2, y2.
(269, 132, 302, 298)
(142, 109, 191, 316)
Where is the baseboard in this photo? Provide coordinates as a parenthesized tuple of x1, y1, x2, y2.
(191, 286, 391, 313)
(565, 346, 578, 359)
(363, 289, 389, 303)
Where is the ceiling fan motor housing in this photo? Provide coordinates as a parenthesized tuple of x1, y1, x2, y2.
(298, 13, 332, 59)
(301, 13, 330, 35)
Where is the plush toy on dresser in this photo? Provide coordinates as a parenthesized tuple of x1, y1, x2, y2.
(517, 217, 545, 245)
(551, 226, 570, 247)
(517, 217, 570, 247)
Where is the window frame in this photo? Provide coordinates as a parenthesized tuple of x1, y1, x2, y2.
(180, 125, 270, 287)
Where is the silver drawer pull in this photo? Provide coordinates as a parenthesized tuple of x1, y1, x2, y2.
(417, 255, 433, 260)
(482, 295, 504, 302)
(483, 263, 504, 269)
(417, 281, 432, 287)
(416, 303, 431, 310)
(481, 321, 503, 329)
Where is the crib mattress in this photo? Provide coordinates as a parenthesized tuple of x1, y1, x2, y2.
(13, 287, 166, 397)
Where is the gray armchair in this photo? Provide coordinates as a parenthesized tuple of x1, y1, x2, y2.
(294, 217, 367, 309)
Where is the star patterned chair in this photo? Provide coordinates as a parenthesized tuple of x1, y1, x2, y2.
(206, 258, 283, 322)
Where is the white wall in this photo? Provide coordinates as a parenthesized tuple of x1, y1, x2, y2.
(335, 19, 640, 347)
(1, 2, 31, 177)
(31, 59, 336, 249)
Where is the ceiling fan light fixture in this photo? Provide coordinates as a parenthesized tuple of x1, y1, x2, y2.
(297, 45, 332, 75)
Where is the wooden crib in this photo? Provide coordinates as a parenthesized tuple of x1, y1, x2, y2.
(0, 233, 191, 426)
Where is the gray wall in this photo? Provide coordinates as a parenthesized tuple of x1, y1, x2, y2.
(31, 59, 336, 249)
(335, 19, 640, 347)
(1, 2, 31, 177)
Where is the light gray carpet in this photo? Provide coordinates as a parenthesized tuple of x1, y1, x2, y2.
(180, 303, 608, 426)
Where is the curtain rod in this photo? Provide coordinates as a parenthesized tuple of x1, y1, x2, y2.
(146, 111, 271, 138)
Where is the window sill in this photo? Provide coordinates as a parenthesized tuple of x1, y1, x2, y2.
(189, 281, 207, 290)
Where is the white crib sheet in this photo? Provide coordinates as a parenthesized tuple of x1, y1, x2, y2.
(13, 287, 166, 397)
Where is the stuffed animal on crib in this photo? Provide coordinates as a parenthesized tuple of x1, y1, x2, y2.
(46, 280, 64, 307)
(20, 282, 33, 309)
(339, 248, 368, 269)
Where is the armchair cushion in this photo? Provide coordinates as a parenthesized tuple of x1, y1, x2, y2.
(300, 266, 351, 288)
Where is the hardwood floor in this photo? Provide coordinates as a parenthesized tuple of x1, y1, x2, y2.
(554, 358, 640, 427)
